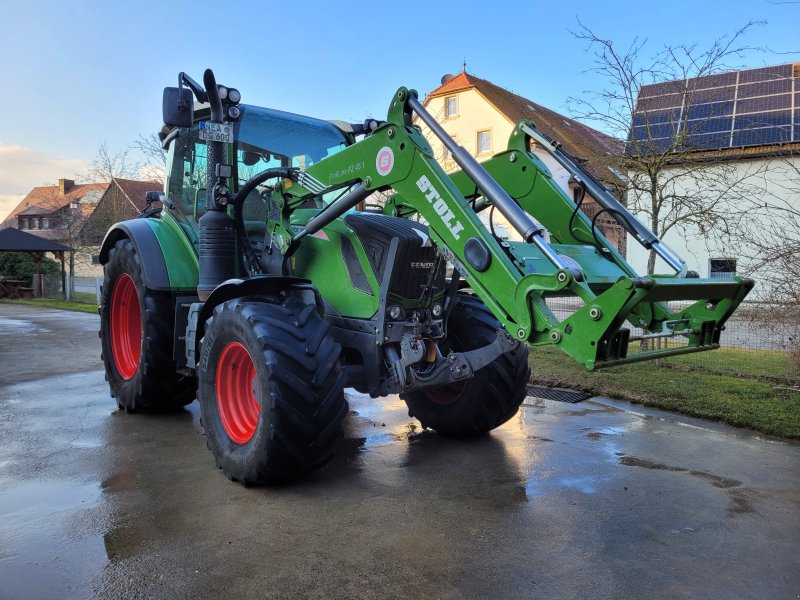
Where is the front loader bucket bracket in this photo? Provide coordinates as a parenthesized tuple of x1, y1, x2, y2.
(543, 276, 753, 370)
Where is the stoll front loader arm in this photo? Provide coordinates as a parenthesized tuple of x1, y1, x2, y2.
(266, 88, 752, 370)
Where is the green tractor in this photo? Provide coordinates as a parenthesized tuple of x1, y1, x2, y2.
(98, 69, 752, 485)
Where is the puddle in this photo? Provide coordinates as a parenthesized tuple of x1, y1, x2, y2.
(525, 471, 607, 496)
(620, 457, 743, 489)
(0, 479, 101, 525)
(0, 479, 107, 599)
(0, 316, 50, 334)
(727, 488, 755, 514)
(689, 470, 741, 489)
(620, 456, 687, 472)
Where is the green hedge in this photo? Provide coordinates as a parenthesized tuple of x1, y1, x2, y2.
(0, 252, 60, 285)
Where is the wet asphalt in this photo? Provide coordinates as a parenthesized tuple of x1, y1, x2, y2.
(0, 302, 799, 600)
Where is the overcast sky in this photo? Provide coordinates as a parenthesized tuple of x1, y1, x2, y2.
(1, 0, 797, 220)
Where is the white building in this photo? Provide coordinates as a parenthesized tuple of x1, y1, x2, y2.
(626, 62, 800, 281)
(418, 71, 627, 254)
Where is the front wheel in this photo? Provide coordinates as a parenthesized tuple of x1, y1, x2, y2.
(198, 296, 348, 485)
(99, 238, 195, 412)
(401, 294, 530, 438)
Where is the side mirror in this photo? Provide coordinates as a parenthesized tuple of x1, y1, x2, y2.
(162, 87, 194, 128)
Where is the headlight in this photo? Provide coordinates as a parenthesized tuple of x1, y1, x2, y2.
(388, 305, 402, 320)
(431, 303, 443, 317)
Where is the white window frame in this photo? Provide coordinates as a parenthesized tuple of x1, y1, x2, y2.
(709, 257, 737, 278)
(477, 129, 492, 154)
(445, 96, 458, 118)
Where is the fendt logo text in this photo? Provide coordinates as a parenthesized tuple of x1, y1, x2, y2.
(415, 175, 465, 241)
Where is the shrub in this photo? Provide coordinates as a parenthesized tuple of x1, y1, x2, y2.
(0, 252, 61, 285)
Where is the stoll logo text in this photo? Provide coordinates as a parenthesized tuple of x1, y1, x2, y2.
(415, 175, 465, 240)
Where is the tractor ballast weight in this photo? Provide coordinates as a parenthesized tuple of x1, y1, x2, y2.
(98, 69, 752, 485)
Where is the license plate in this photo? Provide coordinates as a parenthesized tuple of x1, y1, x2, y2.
(199, 122, 233, 143)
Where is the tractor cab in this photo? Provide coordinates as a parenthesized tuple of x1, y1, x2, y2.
(164, 104, 351, 231)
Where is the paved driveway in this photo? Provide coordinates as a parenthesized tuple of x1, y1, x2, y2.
(1, 303, 798, 599)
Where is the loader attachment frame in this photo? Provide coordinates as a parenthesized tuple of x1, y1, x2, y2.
(263, 89, 752, 370)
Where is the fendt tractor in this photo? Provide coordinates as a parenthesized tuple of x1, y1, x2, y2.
(98, 69, 752, 485)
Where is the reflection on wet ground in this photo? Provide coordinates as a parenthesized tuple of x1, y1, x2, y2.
(1, 315, 799, 599)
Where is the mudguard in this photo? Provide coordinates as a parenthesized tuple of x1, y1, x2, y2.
(192, 275, 320, 362)
(99, 216, 198, 292)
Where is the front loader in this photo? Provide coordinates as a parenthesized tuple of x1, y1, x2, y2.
(98, 69, 752, 485)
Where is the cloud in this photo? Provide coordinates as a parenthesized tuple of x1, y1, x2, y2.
(0, 144, 88, 220)
(0, 194, 24, 224)
(0, 144, 89, 191)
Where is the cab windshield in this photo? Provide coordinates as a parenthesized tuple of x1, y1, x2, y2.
(234, 105, 348, 169)
(165, 105, 350, 229)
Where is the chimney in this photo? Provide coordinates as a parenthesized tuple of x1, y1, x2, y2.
(59, 179, 74, 194)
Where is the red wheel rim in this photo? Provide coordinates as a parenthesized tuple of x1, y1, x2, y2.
(424, 381, 466, 405)
(216, 342, 260, 444)
(110, 273, 141, 380)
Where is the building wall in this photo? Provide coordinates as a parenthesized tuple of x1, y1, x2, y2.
(419, 88, 626, 255)
(625, 155, 799, 284)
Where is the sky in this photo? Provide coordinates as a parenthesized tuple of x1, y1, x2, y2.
(0, 0, 797, 220)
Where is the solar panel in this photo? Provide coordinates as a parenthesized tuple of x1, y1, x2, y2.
(629, 62, 798, 153)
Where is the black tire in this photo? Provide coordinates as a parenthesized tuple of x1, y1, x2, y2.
(197, 296, 348, 485)
(100, 238, 196, 412)
(401, 294, 530, 438)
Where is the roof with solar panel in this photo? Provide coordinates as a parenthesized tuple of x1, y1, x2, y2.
(629, 62, 800, 157)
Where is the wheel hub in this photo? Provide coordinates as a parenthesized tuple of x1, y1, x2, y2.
(216, 342, 260, 444)
(110, 273, 141, 380)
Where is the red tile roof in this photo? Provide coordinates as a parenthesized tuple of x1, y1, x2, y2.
(114, 178, 162, 211)
(1, 182, 108, 227)
(424, 72, 623, 173)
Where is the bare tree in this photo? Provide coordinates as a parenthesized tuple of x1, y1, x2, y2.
(568, 21, 766, 273)
(132, 132, 167, 182)
(85, 141, 138, 182)
(721, 152, 800, 361)
(32, 185, 98, 281)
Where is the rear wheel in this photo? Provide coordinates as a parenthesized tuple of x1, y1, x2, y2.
(100, 238, 195, 412)
(198, 296, 348, 485)
(402, 294, 529, 438)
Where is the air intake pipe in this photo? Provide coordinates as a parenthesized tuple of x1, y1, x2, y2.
(197, 69, 236, 300)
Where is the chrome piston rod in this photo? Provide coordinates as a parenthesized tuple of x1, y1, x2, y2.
(407, 93, 568, 272)
(519, 123, 687, 276)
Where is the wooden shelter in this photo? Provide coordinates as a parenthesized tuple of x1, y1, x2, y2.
(0, 228, 71, 298)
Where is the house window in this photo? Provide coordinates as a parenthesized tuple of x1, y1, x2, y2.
(709, 258, 737, 278)
(21, 218, 29, 230)
(32, 217, 39, 229)
(445, 96, 457, 118)
(477, 130, 492, 154)
(42, 217, 49, 229)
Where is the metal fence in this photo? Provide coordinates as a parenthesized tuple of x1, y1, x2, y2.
(33, 275, 798, 355)
(35, 274, 101, 304)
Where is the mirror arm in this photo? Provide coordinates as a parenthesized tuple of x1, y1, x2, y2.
(178, 72, 207, 103)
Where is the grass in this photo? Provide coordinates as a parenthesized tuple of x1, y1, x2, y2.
(0, 298, 98, 314)
(531, 346, 800, 439)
